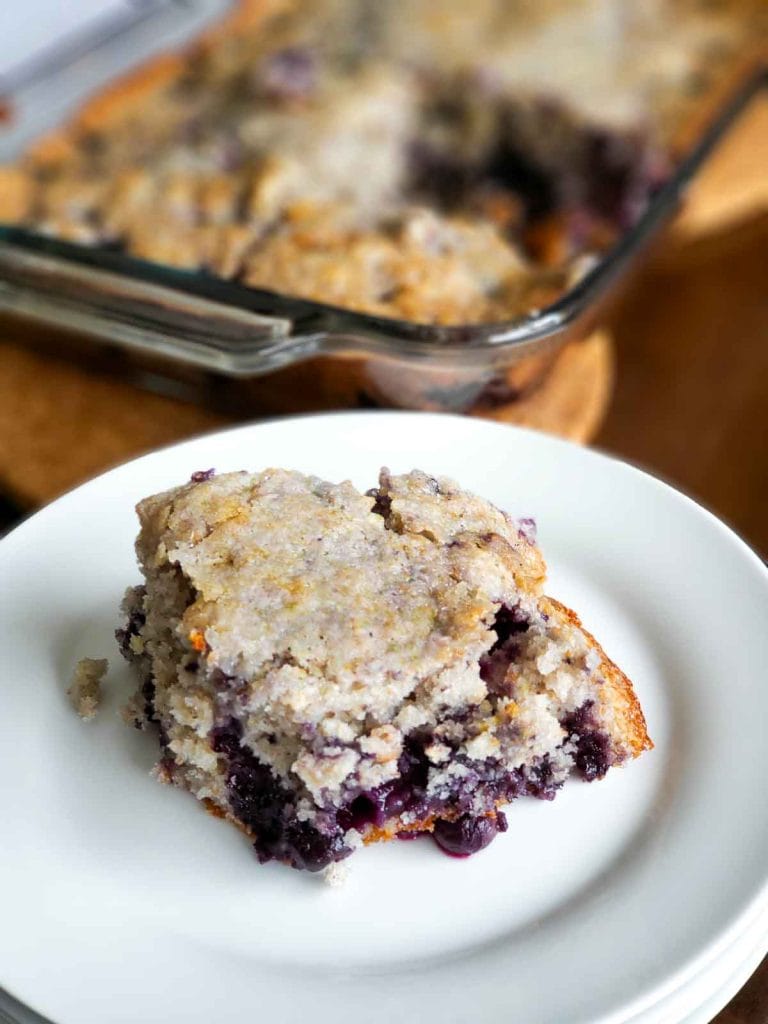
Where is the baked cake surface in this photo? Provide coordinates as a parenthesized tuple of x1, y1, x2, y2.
(1, 1, 763, 324)
(118, 467, 651, 871)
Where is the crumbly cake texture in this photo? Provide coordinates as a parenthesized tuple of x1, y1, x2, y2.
(67, 657, 109, 720)
(322, 861, 350, 888)
(1, 1, 763, 324)
(117, 467, 651, 871)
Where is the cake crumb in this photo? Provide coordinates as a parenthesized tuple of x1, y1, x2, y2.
(323, 862, 350, 888)
(67, 657, 109, 720)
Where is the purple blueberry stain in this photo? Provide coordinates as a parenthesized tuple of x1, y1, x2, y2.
(480, 603, 530, 693)
(516, 516, 537, 544)
(366, 487, 392, 520)
(190, 468, 215, 483)
(207, 723, 528, 871)
(214, 134, 244, 173)
(115, 607, 145, 660)
(213, 719, 351, 871)
(562, 701, 614, 781)
(261, 47, 317, 101)
(126, 689, 613, 871)
(396, 829, 429, 842)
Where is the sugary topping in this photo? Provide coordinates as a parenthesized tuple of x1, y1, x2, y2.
(137, 469, 542, 725)
(133, 467, 550, 796)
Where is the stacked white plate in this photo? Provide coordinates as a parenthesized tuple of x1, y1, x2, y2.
(2, 414, 766, 1024)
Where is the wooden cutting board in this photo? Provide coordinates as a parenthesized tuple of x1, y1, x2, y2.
(0, 330, 611, 508)
(671, 91, 768, 240)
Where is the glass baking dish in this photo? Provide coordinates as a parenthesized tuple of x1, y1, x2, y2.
(0, 6, 765, 416)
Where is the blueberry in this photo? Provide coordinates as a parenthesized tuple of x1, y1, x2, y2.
(433, 814, 501, 857)
(262, 47, 317, 101)
(562, 702, 614, 781)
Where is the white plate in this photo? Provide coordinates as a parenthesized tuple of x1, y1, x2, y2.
(2, 412, 768, 1024)
(632, 902, 768, 1024)
(685, 941, 766, 1024)
(1, 899, 764, 1024)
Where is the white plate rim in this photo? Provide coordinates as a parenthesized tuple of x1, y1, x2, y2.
(1, 411, 767, 1024)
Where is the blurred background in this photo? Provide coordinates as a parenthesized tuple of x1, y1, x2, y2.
(1, 2, 765, 558)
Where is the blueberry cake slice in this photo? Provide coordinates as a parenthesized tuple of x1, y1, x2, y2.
(117, 467, 651, 871)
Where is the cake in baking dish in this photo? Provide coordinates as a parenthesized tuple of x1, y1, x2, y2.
(117, 466, 651, 871)
(1, 1, 763, 324)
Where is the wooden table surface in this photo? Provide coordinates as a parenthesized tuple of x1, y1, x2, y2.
(0, 95, 766, 1023)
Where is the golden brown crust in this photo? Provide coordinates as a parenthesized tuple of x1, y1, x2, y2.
(68, 54, 186, 136)
(364, 819, 433, 845)
(541, 596, 653, 758)
(25, 54, 185, 167)
(27, 0, 289, 169)
(0, 166, 34, 221)
(199, 0, 291, 44)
